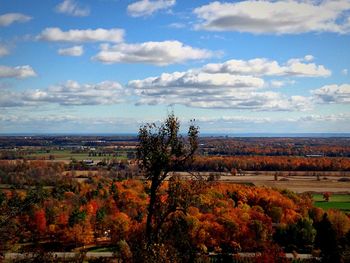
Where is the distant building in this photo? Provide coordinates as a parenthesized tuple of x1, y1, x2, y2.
(82, 159, 94, 165)
(305, 154, 323, 157)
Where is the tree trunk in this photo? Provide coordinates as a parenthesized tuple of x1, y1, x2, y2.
(146, 177, 158, 245)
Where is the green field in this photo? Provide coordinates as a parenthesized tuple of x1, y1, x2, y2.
(25, 149, 128, 161)
(313, 194, 350, 213)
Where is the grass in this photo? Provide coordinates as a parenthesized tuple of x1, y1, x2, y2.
(24, 149, 128, 161)
(313, 194, 350, 213)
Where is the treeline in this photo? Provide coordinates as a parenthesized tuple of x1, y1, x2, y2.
(0, 135, 138, 147)
(0, 160, 137, 187)
(187, 156, 350, 172)
(200, 137, 350, 157)
(0, 160, 66, 187)
(1, 177, 349, 262)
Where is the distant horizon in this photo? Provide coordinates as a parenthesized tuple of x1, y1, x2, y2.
(1, 132, 350, 138)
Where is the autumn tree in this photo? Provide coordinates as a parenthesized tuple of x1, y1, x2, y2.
(137, 113, 199, 245)
(323, 192, 331, 202)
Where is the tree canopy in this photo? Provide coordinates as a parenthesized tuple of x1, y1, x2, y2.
(137, 113, 199, 245)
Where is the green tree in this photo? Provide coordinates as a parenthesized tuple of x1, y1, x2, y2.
(137, 113, 199, 245)
(274, 218, 316, 252)
(315, 213, 341, 263)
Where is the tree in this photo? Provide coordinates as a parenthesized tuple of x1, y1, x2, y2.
(33, 209, 47, 235)
(323, 192, 331, 202)
(137, 113, 199, 245)
(315, 213, 341, 262)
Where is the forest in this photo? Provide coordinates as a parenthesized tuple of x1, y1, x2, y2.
(0, 164, 349, 262)
(0, 116, 350, 262)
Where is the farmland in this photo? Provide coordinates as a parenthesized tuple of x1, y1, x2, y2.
(313, 194, 350, 213)
(23, 149, 129, 161)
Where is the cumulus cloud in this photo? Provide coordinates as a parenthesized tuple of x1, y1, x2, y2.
(127, 0, 175, 17)
(197, 115, 272, 124)
(125, 54, 330, 110)
(0, 114, 137, 125)
(269, 80, 295, 88)
(94, 41, 213, 66)
(312, 84, 350, 104)
(130, 71, 264, 90)
(196, 113, 350, 127)
(202, 56, 331, 77)
(58, 45, 84, 56)
(0, 114, 143, 133)
(129, 69, 312, 111)
(304, 55, 314, 62)
(126, 54, 327, 110)
(0, 113, 79, 123)
(37, 27, 124, 43)
(0, 80, 127, 107)
(0, 65, 37, 79)
(0, 44, 10, 57)
(342, 69, 348, 75)
(55, 0, 90, 17)
(194, 0, 350, 34)
(297, 113, 350, 122)
(0, 13, 32, 27)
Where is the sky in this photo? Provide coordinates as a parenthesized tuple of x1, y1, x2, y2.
(0, 0, 350, 134)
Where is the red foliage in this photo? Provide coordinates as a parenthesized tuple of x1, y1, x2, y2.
(33, 209, 46, 234)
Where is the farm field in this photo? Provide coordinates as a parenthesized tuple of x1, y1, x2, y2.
(172, 172, 350, 193)
(313, 193, 350, 213)
(23, 149, 128, 161)
(250, 177, 350, 193)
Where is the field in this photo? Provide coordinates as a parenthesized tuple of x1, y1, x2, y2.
(313, 194, 350, 213)
(173, 172, 350, 194)
(24, 149, 129, 161)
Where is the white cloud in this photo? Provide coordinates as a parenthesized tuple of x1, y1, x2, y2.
(37, 27, 124, 43)
(342, 69, 348, 75)
(2, 113, 349, 133)
(297, 113, 350, 122)
(130, 71, 264, 90)
(203, 57, 331, 77)
(127, 55, 327, 110)
(312, 84, 350, 104)
(196, 113, 350, 128)
(94, 41, 213, 66)
(0, 13, 32, 27)
(127, 0, 175, 17)
(0, 80, 128, 107)
(0, 114, 143, 133)
(269, 80, 284, 88)
(0, 113, 79, 123)
(55, 0, 90, 17)
(194, 0, 350, 34)
(58, 45, 84, 56)
(168, 22, 186, 29)
(0, 44, 10, 57)
(129, 69, 312, 111)
(0, 65, 37, 79)
(304, 55, 314, 62)
(0, 91, 32, 107)
(197, 115, 272, 124)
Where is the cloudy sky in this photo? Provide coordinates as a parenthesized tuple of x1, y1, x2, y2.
(1, 0, 350, 134)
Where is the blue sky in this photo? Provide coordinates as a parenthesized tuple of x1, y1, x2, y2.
(0, 0, 350, 134)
